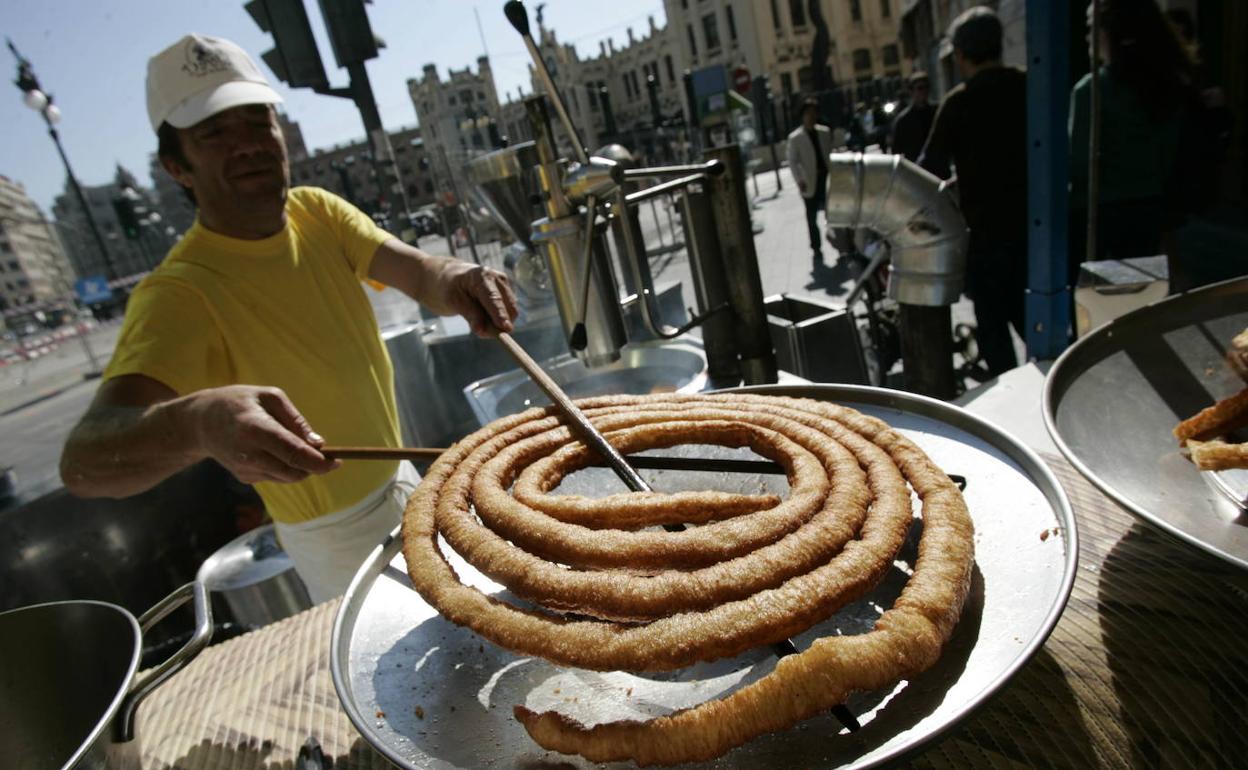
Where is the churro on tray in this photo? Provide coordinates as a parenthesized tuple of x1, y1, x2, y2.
(401, 392, 974, 766)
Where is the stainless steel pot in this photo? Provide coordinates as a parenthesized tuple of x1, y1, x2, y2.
(0, 582, 212, 770)
(197, 524, 311, 629)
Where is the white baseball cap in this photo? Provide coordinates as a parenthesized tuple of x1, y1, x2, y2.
(146, 34, 283, 133)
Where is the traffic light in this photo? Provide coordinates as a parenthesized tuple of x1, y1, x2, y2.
(244, 0, 329, 89)
(750, 75, 774, 144)
(682, 70, 700, 129)
(317, 0, 379, 67)
(598, 85, 617, 137)
(112, 196, 141, 241)
(646, 75, 662, 128)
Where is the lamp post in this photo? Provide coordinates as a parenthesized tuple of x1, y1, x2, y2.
(8, 38, 116, 283)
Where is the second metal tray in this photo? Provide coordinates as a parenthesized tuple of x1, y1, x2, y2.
(1044, 276, 1248, 570)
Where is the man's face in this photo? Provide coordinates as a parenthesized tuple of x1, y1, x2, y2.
(165, 104, 289, 215)
(912, 80, 930, 105)
(802, 106, 817, 128)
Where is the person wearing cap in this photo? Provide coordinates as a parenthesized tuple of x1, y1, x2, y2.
(59, 34, 519, 602)
(919, 7, 1028, 379)
(890, 71, 936, 163)
(786, 96, 835, 266)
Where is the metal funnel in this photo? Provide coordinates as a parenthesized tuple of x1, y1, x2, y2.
(466, 142, 539, 247)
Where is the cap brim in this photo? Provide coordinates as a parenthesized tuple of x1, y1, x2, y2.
(164, 80, 283, 130)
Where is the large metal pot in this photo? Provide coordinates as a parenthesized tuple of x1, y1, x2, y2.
(0, 582, 212, 769)
(197, 524, 311, 629)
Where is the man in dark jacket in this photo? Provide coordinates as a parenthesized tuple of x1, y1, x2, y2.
(890, 71, 936, 163)
(920, 6, 1028, 378)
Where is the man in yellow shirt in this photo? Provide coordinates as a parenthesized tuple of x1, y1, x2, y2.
(59, 34, 518, 601)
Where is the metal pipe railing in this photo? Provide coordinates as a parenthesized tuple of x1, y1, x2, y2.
(623, 172, 709, 206)
(622, 160, 724, 180)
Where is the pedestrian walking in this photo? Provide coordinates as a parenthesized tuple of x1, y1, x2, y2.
(920, 6, 1028, 379)
(786, 96, 836, 266)
(890, 71, 937, 163)
(59, 34, 518, 602)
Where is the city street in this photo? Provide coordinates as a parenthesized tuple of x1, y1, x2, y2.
(0, 165, 993, 506)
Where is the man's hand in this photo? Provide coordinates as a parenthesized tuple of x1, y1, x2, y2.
(435, 262, 519, 337)
(183, 385, 340, 485)
(368, 240, 519, 337)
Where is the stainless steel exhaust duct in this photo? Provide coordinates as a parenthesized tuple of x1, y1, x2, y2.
(825, 153, 968, 307)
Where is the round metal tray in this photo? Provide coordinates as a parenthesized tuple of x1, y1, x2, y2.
(332, 384, 1076, 769)
(1044, 276, 1248, 570)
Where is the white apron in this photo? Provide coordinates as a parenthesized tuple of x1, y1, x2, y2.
(274, 461, 421, 603)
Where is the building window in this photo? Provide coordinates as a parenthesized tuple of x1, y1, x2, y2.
(850, 0, 862, 22)
(686, 24, 698, 57)
(781, 72, 793, 96)
(665, 54, 675, 82)
(880, 0, 891, 18)
(726, 5, 738, 42)
(770, 0, 781, 29)
(588, 83, 599, 111)
(882, 44, 899, 68)
(702, 13, 721, 51)
(853, 48, 872, 71)
(789, 0, 806, 27)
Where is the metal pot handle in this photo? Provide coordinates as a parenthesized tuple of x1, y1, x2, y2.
(114, 581, 214, 742)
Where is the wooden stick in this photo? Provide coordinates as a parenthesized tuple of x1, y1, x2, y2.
(320, 446, 445, 461)
(495, 331, 654, 495)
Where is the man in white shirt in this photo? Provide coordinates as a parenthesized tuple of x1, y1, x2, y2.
(786, 97, 836, 265)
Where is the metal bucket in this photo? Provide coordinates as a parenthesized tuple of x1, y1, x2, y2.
(197, 524, 311, 629)
(0, 582, 212, 769)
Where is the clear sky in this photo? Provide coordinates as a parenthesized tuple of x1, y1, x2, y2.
(0, 0, 666, 214)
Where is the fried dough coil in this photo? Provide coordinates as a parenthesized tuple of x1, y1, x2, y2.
(400, 393, 974, 765)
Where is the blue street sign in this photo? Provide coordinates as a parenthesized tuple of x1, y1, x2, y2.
(75, 276, 113, 304)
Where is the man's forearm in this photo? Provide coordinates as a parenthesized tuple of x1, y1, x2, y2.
(60, 397, 203, 498)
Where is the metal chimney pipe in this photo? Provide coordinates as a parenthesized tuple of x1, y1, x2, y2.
(825, 153, 968, 398)
(825, 153, 968, 306)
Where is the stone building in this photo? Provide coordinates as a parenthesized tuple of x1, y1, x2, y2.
(51, 165, 174, 289)
(0, 175, 76, 328)
(664, 0, 911, 126)
(288, 124, 437, 216)
(514, 15, 687, 162)
(407, 57, 503, 202)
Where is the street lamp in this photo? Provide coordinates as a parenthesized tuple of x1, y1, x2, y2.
(8, 38, 116, 283)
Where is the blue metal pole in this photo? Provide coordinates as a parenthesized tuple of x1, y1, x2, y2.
(1025, 0, 1072, 359)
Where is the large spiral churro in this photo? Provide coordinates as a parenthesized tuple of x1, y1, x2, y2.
(401, 393, 974, 765)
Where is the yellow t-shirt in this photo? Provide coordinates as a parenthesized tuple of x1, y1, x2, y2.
(104, 186, 401, 523)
